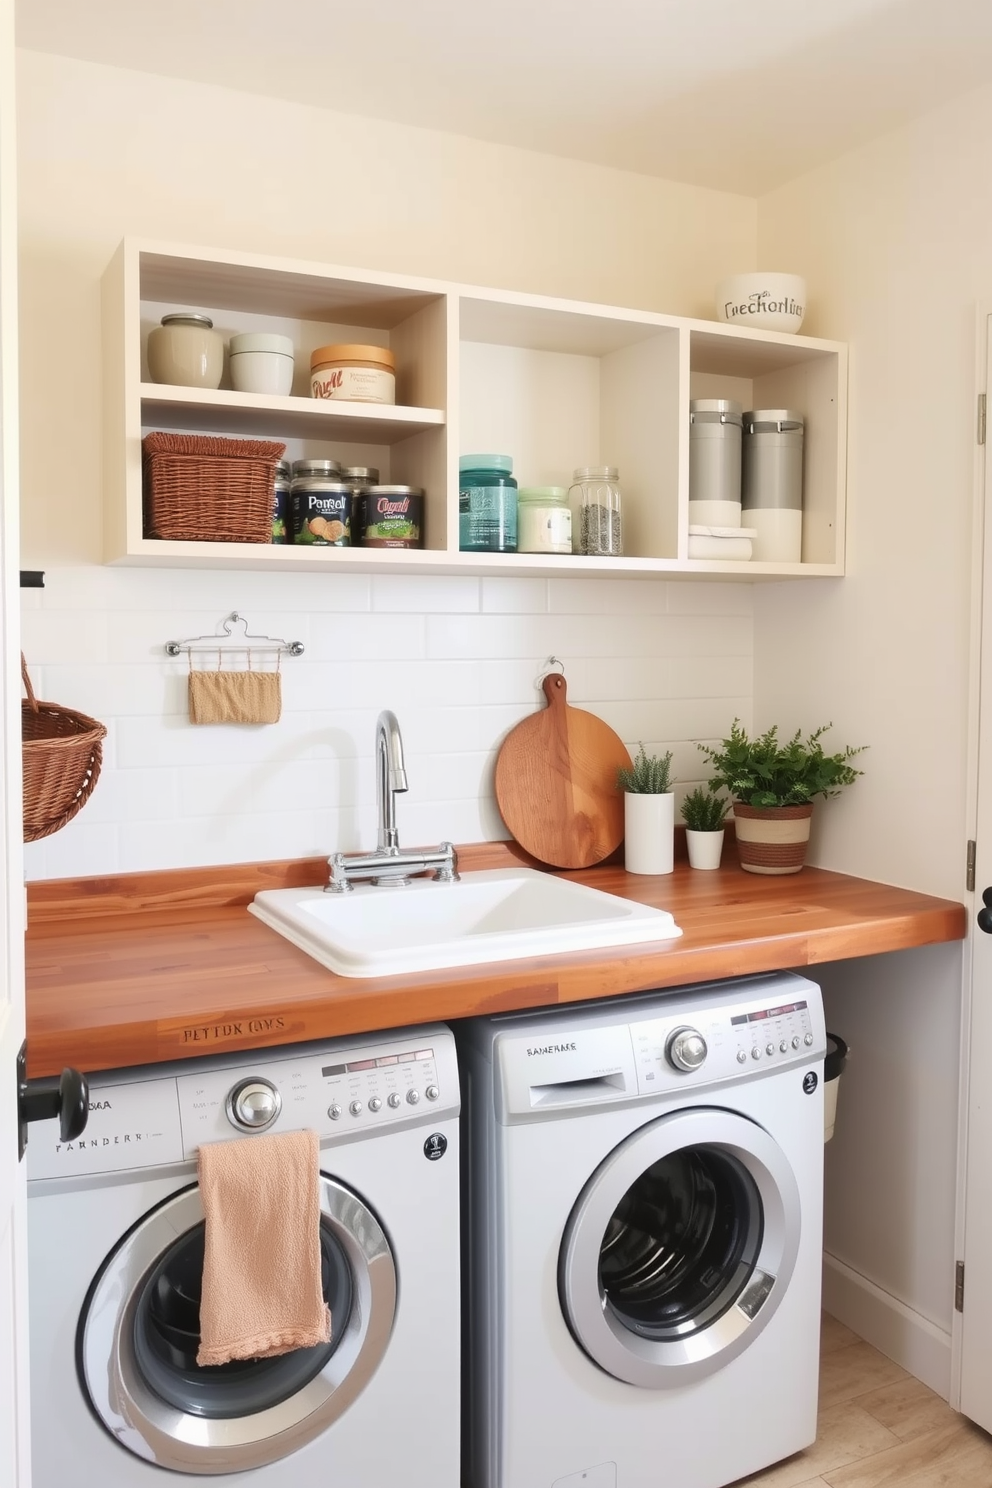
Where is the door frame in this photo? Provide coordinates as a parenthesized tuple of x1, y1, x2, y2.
(949, 304, 992, 1411)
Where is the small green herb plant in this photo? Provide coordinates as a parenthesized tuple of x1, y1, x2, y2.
(617, 744, 675, 795)
(680, 787, 730, 832)
(698, 720, 866, 808)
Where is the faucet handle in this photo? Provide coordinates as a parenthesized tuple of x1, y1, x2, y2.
(325, 852, 354, 893)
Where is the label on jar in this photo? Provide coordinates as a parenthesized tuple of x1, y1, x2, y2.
(291, 488, 352, 546)
(359, 489, 423, 548)
(272, 481, 290, 544)
(459, 486, 517, 552)
(518, 504, 572, 554)
(310, 365, 395, 404)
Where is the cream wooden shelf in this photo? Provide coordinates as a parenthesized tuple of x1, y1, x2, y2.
(103, 239, 847, 579)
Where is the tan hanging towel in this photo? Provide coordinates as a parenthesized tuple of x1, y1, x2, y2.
(188, 670, 282, 725)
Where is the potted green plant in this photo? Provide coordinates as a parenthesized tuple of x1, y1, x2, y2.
(617, 744, 675, 875)
(680, 787, 730, 870)
(698, 720, 865, 875)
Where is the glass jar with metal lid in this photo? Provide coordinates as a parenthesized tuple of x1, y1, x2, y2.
(517, 486, 571, 554)
(292, 458, 343, 480)
(568, 466, 622, 556)
(146, 312, 224, 390)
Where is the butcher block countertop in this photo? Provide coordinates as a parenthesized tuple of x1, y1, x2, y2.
(24, 841, 967, 1078)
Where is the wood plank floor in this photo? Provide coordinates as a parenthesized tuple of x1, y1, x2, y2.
(734, 1314, 992, 1487)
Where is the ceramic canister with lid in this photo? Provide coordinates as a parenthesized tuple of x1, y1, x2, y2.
(742, 409, 804, 562)
(689, 399, 743, 527)
(147, 313, 224, 390)
(229, 332, 295, 396)
(516, 486, 571, 554)
(310, 344, 396, 404)
(459, 454, 517, 553)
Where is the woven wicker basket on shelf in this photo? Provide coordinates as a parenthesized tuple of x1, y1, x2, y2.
(22, 655, 107, 842)
(142, 432, 285, 544)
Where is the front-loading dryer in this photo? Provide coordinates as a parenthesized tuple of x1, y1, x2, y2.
(27, 1023, 460, 1485)
(459, 972, 826, 1488)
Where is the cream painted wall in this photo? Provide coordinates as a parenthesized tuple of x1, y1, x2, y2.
(757, 84, 992, 1394)
(14, 50, 758, 882)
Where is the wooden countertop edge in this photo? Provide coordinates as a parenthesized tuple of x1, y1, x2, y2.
(24, 847, 968, 1078)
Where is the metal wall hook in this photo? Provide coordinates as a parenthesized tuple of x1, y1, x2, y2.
(165, 611, 304, 658)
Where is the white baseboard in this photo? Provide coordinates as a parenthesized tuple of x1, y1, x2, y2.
(822, 1251, 953, 1400)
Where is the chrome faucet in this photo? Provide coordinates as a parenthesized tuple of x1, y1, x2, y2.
(325, 710, 459, 892)
(376, 709, 408, 852)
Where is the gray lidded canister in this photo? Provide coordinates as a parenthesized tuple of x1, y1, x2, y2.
(741, 409, 804, 563)
(742, 410, 804, 512)
(689, 399, 742, 513)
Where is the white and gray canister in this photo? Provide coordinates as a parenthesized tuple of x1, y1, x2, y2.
(742, 409, 804, 562)
(689, 399, 742, 526)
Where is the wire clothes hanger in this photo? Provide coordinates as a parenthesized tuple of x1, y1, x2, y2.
(164, 612, 305, 658)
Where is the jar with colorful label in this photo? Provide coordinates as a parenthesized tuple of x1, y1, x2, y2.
(459, 454, 517, 553)
(290, 477, 352, 546)
(309, 344, 396, 404)
(516, 486, 572, 554)
(272, 460, 291, 544)
(358, 486, 424, 548)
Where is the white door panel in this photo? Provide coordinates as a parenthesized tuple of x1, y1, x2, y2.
(0, 0, 30, 1481)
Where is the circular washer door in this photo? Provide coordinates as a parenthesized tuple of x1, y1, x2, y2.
(79, 1175, 396, 1474)
(559, 1106, 801, 1388)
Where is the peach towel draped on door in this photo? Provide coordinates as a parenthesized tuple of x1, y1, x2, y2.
(196, 1127, 331, 1367)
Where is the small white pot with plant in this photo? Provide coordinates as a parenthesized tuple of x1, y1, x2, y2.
(617, 745, 675, 875)
(680, 787, 730, 870)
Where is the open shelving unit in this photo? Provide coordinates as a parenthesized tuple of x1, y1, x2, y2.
(102, 239, 847, 579)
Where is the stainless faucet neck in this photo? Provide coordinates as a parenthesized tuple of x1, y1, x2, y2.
(376, 709, 408, 853)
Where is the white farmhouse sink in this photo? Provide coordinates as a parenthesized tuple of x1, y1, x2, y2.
(249, 867, 681, 979)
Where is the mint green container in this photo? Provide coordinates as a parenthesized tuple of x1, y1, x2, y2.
(459, 454, 517, 553)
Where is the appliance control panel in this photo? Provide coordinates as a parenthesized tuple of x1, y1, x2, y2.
(26, 1024, 458, 1180)
(631, 987, 823, 1095)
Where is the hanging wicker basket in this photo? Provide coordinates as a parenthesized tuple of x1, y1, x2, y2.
(21, 655, 107, 842)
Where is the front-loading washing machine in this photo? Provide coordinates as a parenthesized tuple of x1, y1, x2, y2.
(27, 1022, 460, 1484)
(459, 972, 825, 1488)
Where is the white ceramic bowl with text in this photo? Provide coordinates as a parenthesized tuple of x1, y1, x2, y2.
(715, 274, 806, 334)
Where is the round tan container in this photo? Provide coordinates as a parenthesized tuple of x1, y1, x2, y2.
(309, 343, 396, 404)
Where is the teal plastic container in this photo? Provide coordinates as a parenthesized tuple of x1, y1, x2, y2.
(459, 453, 517, 553)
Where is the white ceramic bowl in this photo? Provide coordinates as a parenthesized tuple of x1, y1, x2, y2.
(715, 273, 806, 334)
(228, 332, 295, 396)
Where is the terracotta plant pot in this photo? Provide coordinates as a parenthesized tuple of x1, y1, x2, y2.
(732, 802, 814, 875)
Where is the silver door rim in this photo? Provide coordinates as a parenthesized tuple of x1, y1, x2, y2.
(80, 1175, 397, 1474)
(559, 1107, 801, 1388)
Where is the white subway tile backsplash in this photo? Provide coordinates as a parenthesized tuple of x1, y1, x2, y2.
(21, 567, 755, 881)
(372, 575, 481, 613)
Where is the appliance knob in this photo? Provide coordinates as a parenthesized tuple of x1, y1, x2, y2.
(328, 1103, 342, 1120)
(406, 1089, 421, 1105)
(792, 1036, 801, 1049)
(387, 1092, 402, 1109)
(804, 1033, 814, 1047)
(349, 1100, 363, 1117)
(666, 1027, 708, 1073)
(226, 1078, 282, 1131)
(368, 1096, 382, 1112)
(766, 1042, 776, 1056)
(425, 1085, 440, 1101)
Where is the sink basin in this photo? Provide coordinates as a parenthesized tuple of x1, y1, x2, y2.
(249, 867, 681, 978)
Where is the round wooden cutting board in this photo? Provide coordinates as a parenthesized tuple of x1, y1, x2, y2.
(494, 672, 632, 869)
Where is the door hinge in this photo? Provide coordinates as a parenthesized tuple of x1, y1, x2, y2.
(967, 839, 977, 892)
(979, 394, 987, 446)
(956, 1260, 965, 1312)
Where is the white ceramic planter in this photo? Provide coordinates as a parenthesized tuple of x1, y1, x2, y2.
(686, 828, 725, 871)
(623, 792, 674, 875)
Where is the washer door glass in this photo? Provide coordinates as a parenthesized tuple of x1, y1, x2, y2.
(79, 1175, 396, 1474)
(559, 1107, 801, 1388)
